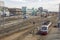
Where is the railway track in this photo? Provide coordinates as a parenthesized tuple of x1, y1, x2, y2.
(0, 15, 56, 40)
(0, 16, 41, 30)
(0, 15, 22, 20)
(12, 15, 55, 40)
(0, 20, 33, 37)
(0, 21, 41, 40)
(13, 23, 41, 40)
(0, 15, 23, 25)
(38, 23, 54, 40)
(37, 15, 58, 40)
(13, 26, 35, 40)
(0, 16, 40, 25)
(0, 24, 39, 40)
(21, 15, 58, 40)
(0, 16, 41, 38)
(0, 24, 33, 38)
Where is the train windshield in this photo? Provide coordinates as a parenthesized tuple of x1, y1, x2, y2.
(42, 27, 47, 30)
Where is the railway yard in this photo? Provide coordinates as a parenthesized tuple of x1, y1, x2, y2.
(0, 0, 60, 40)
(0, 13, 59, 40)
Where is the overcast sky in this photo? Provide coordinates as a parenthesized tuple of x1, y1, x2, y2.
(1, 0, 60, 12)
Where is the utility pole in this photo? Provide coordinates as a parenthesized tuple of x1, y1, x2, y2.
(57, 3, 60, 35)
(58, 4, 60, 21)
(58, 4, 60, 28)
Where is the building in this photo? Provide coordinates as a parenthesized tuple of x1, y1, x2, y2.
(26, 9, 32, 13)
(0, 1, 4, 6)
(43, 9, 48, 13)
(0, 1, 4, 17)
(8, 8, 22, 15)
(22, 7, 26, 15)
(26, 8, 38, 16)
(38, 7, 43, 13)
(0, 7, 10, 17)
(32, 8, 37, 16)
(4, 7, 10, 16)
(37, 7, 43, 16)
(26, 9, 33, 15)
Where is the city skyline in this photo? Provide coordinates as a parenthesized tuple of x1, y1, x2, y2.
(1, 0, 60, 12)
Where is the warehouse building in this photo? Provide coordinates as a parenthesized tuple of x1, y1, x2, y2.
(8, 8, 22, 16)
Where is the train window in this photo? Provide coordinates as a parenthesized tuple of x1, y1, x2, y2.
(42, 27, 47, 30)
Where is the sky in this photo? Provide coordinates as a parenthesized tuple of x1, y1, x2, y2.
(1, 0, 60, 12)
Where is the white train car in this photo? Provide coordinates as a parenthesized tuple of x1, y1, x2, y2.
(39, 21, 52, 35)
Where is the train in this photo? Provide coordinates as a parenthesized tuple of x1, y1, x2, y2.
(37, 21, 52, 35)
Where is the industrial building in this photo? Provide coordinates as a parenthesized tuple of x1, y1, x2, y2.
(8, 8, 22, 15)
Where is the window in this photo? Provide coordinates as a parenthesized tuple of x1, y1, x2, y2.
(42, 27, 47, 30)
